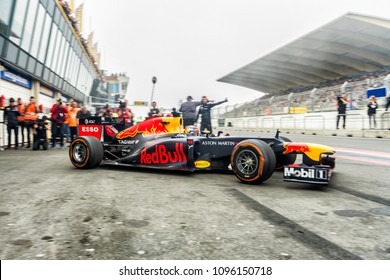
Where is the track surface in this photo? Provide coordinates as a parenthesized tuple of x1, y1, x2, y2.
(0, 134, 389, 259)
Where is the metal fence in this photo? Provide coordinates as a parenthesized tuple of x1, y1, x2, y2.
(213, 110, 390, 131)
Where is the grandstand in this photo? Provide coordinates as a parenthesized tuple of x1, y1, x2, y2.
(217, 13, 390, 121)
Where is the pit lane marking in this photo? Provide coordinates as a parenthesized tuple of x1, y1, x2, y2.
(228, 188, 362, 260)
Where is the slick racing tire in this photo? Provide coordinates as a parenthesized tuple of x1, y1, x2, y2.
(275, 136, 297, 170)
(231, 139, 276, 184)
(69, 136, 103, 169)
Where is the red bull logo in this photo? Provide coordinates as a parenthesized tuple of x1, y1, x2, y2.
(116, 117, 169, 139)
(141, 143, 187, 164)
(283, 143, 310, 154)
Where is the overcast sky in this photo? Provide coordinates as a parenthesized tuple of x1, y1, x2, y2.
(78, 0, 390, 109)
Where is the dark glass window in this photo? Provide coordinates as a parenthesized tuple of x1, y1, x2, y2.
(46, 25, 58, 69)
(59, 43, 70, 77)
(35, 61, 43, 77)
(47, 0, 55, 16)
(54, 34, 65, 74)
(17, 49, 28, 68)
(21, 0, 38, 52)
(6, 42, 19, 63)
(53, 7, 60, 25)
(0, 36, 4, 54)
(51, 29, 62, 70)
(27, 56, 36, 73)
(20, 0, 39, 51)
(0, 0, 14, 36)
(59, 14, 65, 32)
(30, 4, 45, 58)
(40, 0, 49, 9)
(37, 12, 51, 62)
(43, 67, 50, 80)
(9, 0, 28, 45)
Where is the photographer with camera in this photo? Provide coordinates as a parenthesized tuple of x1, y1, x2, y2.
(336, 94, 349, 129)
(50, 99, 68, 149)
(33, 116, 50, 150)
(98, 103, 113, 117)
(116, 99, 134, 130)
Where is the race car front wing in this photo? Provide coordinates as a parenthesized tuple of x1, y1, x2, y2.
(283, 164, 333, 184)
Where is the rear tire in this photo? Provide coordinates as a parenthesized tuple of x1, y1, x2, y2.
(69, 136, 103, 169)
(231, 139, 276, 184)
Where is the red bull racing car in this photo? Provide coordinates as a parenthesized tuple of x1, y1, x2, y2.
(69, 115, 336, 185)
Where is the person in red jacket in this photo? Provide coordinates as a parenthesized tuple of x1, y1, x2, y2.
(50, 99, 68, 149)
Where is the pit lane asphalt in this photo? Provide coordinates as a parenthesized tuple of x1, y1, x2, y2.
(0, 134, 389, 260)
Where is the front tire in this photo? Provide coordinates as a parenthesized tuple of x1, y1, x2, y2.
(231, 139, 276, 184)
(69, 136, 103, 169)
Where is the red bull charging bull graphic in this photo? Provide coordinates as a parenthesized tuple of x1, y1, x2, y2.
(116, 117, 169, 139)
(283, 143, 311, 154)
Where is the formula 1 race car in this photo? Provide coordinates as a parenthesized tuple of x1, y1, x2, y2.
(69, 115, 336, 185)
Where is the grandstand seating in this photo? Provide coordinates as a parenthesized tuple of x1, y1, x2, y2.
(218, 69, 390, 118)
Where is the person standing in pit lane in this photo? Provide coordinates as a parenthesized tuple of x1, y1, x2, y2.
(24, 96, 39, 148)
(148, 101, 162, 118)
(67, 101, 80, 142)
(116, 99, 134, 130)
(50, 99, 68, 149)
(179, 96, 202, 127)
(76, 106, 92, 125)
(367, 95, 378, 129)
(385, 94, 390, 130)
(17, 98, 26, 147)
(3, 97, 20, 149)
(336, 93, 348, 129)
(196, 96, 227, 134)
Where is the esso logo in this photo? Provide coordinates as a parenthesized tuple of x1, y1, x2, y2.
(82, 127, 99, 133)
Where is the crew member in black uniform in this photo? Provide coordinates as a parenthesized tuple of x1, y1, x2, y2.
(3, 98, 20, 149)
(196, 96, 227, 134)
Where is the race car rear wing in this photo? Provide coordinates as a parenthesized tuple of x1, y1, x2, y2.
(78, 117, 118, 141)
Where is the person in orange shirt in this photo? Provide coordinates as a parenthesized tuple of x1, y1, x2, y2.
(17, 98, 26, 147)
(62, 103, 70, 142)
(24, 96, 39, 148)
(67, 101, 80, 142)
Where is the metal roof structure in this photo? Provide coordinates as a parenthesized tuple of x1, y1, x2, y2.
(218, 13, 390, 94)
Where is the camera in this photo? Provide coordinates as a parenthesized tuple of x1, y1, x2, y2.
(119, 100, 126, 111)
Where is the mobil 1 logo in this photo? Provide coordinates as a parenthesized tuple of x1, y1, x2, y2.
(283, 166, 329, 183)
